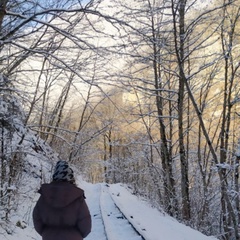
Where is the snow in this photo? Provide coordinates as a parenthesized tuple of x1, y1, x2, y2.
(1, 173, 218, 240)
(108, 184, 217, 240)
(83, 181, 218, 240)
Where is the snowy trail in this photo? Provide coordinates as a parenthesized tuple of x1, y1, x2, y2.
(84, 183, 107, 240)
(83, 181, 217, 240)
(84, 182, 144, 240)
(100, 184, 143, 240)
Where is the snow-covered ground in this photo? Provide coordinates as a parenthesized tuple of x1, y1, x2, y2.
(2, 175, 218, 240)
(83, 181, 218, 240)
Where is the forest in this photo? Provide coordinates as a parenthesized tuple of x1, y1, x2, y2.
(1, 0, 240, 239)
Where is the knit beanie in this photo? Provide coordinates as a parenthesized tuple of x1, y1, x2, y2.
(52, 160, 75, 184)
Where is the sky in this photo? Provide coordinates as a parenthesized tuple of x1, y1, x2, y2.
(1, 167, 219, 240)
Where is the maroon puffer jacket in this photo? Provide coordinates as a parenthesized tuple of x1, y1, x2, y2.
(33, 181, 91, 240)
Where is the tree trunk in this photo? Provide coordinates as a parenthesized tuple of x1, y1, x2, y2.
(171, 0, 190, 220)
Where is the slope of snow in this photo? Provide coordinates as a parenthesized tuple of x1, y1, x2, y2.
(2, 175, 218, 240)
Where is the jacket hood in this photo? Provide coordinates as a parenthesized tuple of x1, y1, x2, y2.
(39, 182, 84, 208)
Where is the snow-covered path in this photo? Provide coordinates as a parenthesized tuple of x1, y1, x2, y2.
(100, 184, 142, 240)
(82, 181, 217, 240)
(84, 183, 143, 240)
(84, 183, 107, 240)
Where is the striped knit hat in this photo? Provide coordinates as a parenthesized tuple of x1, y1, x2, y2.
(52, 160, 75, 184)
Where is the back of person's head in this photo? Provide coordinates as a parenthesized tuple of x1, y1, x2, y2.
(52, 160, 75, 184)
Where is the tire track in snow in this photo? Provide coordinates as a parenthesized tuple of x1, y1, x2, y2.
(84, 183, 107, 240)
(100, 184, 144, 240)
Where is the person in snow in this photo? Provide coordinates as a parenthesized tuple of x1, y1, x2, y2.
(33, 160, 92, 240)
